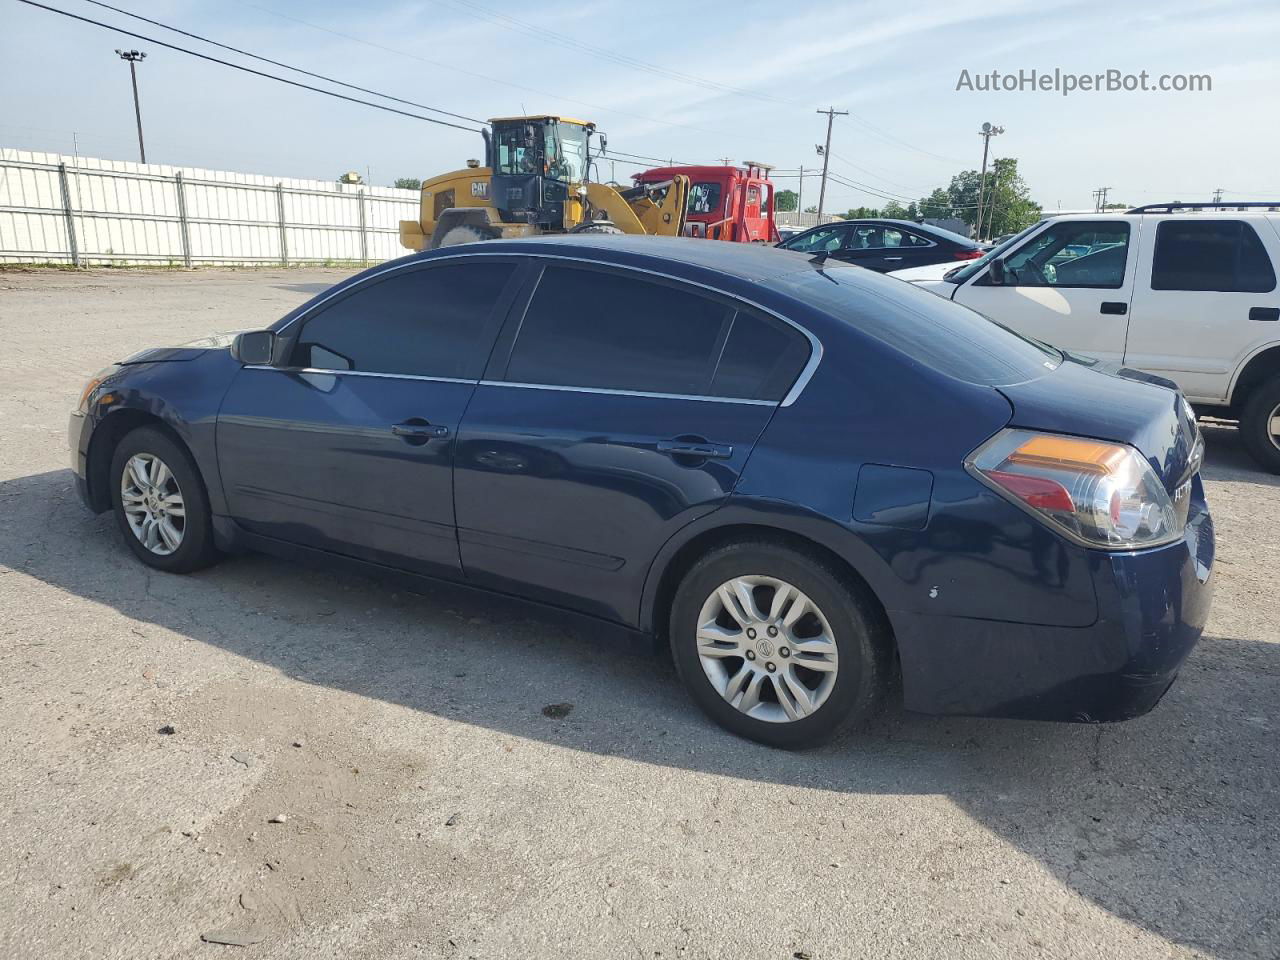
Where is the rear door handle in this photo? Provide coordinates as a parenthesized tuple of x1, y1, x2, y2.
(1101, 301, 1128, 315)
(656, 439, 733, 460)
(1249, 306, 1279, 321)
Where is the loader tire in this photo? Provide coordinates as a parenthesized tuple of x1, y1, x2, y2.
(575, 224, 624, 235)
(437, 225, 496, 247)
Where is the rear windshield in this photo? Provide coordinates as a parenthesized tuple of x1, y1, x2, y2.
(772, 266, 1061, 387)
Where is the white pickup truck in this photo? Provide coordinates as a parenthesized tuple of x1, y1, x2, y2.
(892, 205, 1280, 472)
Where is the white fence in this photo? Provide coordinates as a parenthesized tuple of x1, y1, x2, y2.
(0, 148, 420, 267)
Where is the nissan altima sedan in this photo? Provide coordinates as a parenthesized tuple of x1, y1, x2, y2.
(69, 236, 1213, 748)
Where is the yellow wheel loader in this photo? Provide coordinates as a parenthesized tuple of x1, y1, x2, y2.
(397, 116, 689, 250)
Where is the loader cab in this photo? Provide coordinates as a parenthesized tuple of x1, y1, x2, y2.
(486, 115, 593, 229)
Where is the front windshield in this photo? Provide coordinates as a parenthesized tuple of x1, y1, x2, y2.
(943, 220, 1046, 283)
(688, 182, 723, 214)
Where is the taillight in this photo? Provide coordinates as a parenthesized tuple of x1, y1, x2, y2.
(953, 249, 984, 260)
(967, 429, 1180, 549)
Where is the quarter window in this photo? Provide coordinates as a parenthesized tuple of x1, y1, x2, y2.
(1000, 221, 1130, 288)
(291, 262, 516, 378)
(1150, 220, 1277, 293)
(503, 265, 809, 401)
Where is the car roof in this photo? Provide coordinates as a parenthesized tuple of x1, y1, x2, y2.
(423, 234, 821, 283)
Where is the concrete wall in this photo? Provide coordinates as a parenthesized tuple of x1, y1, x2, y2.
(0, 148, 420, 266)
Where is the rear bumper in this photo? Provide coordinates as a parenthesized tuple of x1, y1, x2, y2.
(894, 495, 1214, 722)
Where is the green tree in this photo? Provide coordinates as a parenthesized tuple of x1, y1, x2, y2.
(936, 158, 1040, 238)
(394, 177, 423, 190)
(803, 205, 818, 214)
(844, 206, 881, 219)
(917, 188, 953, 220)
(775, 189, 799, 212)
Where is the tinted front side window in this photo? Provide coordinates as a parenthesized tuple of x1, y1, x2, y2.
(784, 226, 847, 253)
(774, 267, 1060, 387)
(505, 266, 731, 395)
(1002, 221, 1130, 288)
(1151, 220, 1276, 292)
(292, 262, 515, 378)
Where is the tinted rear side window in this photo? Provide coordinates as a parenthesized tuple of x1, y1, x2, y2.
(1151, 220, 1277, 292)
(773, 267, 1060, 387)
(711, 312, 810, 401)
(292, 261, 516, 378)
(504, 265, 732, 396)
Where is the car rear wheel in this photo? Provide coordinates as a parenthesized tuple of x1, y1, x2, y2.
(110, 426, 220, 573)
(1239, 374, 1280, 474)
(669, 541, 890, 748)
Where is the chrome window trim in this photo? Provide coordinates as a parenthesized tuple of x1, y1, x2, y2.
(275, 249, 824, 407)
(476, 380, 776, 406)
(243, 366, 474, 385)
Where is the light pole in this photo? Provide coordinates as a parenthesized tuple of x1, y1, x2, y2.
(115, 49, 147, 163)
(974, 122, 1003, 240)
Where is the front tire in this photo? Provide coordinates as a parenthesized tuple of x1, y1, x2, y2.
(1239, 374, 1280, 474)
(669, 541, 890, 748)
(110, 426, 220, 573)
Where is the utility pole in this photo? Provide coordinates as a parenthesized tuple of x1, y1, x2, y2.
(115, 49, 147, 163)
(974, 122, 1004, 240)
(1092, 186, 1111, 212)
(719, 157, 732, 166)
(796, 166, 804, 220)
(1212, 187, 1224, 204)
(815, 106, 848, 221)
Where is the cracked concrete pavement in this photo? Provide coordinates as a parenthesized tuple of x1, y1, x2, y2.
(1, 267, 1277, 959)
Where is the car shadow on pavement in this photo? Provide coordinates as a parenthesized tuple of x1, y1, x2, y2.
(2, 454, 1277, 959)
(1199, 420, 1280, 488)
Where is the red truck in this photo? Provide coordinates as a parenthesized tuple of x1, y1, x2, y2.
(631, 162, 780, 243)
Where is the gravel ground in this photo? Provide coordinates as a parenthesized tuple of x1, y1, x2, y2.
(1, 267, 1277, 960)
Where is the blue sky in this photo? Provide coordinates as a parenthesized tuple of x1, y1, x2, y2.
(2, 0, 1277, 211)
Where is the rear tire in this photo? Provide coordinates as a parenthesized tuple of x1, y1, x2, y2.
(669, 541, 890, 749)
(110, 426, 221, 573)
(1239, 374, 1280, 474)
(437, 225, 496, 247)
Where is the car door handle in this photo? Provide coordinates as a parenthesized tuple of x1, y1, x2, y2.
(883, 256, 904, 262)
(1100, 301, 1128, 315)
(1249, 306, 1279, 321)
(391, 419, 450, 442)
(656, 439, 733, 460)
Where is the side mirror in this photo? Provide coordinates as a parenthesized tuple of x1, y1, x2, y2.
(598, 132, 608, 155)
(231, 330, 276, 365)
(988, 258, 1006, 285)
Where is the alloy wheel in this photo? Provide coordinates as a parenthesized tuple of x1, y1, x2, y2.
(695, 575, 839, 723)
(1269, 401, 1280, 452)
(120, 453, 186, 556)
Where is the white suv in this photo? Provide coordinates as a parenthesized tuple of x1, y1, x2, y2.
(892, 205, 1280, 472)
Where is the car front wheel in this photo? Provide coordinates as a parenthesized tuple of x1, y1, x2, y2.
(669, 541, 890, 748)
(109, 426, 220, 573)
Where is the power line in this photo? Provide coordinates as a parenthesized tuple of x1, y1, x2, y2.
(15, 0, 484, 132)
(233, 0, 764, 145)
(431, 0, 793, 107)
(78, 0, 488, 126)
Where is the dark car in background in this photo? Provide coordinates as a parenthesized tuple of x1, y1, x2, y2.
(70, 236, 1212, 748)
(778, 218, 985, 272)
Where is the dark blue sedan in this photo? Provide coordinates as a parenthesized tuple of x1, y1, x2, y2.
(69, 236, 1213, 748)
